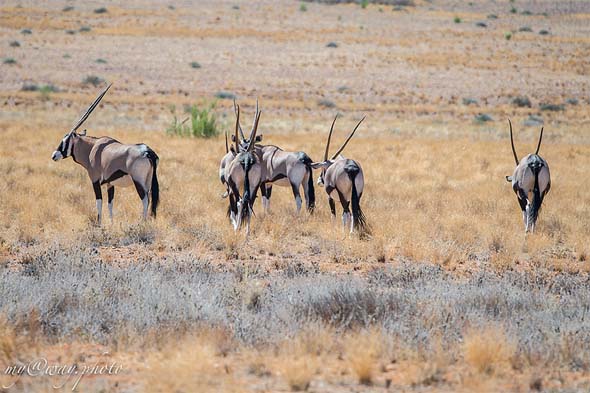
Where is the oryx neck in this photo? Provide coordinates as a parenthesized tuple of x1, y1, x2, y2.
(71, 136, 96, 169)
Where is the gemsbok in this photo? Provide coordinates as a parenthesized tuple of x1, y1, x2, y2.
(505, 119, 551, 233)
(231, 100, 315, 214)
(224, 103, 262, 234)
(51, 84, 159, 224)
(311, 114, 369, 236)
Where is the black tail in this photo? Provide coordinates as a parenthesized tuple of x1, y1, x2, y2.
(298, 152, 315, 213)
(528, 162, 543, 230)
(240, 156, 253, 227)
(346, 167, 370, 237)
(306, 165, 316, 213)
(146, 148, 159, 218)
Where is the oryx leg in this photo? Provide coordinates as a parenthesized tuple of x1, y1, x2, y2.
(328, 197, 336, 219)
(92, 181, 103, 225)
(133, 180, 148, 220)
(302, 171, 313, 213)
(260, 181, 269, 213)
(337, 190, 351, 231)
(291, 182, 303, 213)
(228, 180, 241, 231)
(107, 186, 115, 223)
(516, 189, 528, 231)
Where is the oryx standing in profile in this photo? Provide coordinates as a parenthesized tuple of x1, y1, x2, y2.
(51, 84, 159, 224)
(232, 100, 315, 214)
(225, 103, 262, 234)
(505, 119, 551, 233)
(311, 115, 369, 236)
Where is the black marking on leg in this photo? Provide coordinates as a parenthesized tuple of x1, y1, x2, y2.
(325, 185, 335, 195)
(266, 185, 273, 199)
(328, 197, 336, 216)
(107, 187, 115, 204)
(134, 181, 146, 200)
(337, 190, 350, 212)
(101, 170, 127, 185)
(92, 181, 102, 200)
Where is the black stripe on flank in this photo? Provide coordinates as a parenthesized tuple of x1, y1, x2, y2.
(101, 170, 128, 185)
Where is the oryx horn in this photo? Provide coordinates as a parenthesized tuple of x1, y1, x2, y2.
(233, 98, 245, 139)
(234, 104, 241, 152)
(330, 116, 365, 159)
(225, 131, 229, 153)
(508, 119, 519, 165)
(324, 114, 338, 160)
(248, 108, 261, 152)
(535, 127, 544, 155)
(71, 83, 112, 133)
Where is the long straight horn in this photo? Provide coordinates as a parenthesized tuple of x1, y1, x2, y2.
(250, 98, 259, 139)
(248, 110, 261, 152)
(331, 116, 365, 160)
(535, 127, 544, 155)
(71, 83, 112, 132)
(235, 104, 241, 152)
(508, 119, 519, 165)
(233, 98, 245, 139)
(225, 131, 229, 153)
(324, 114, 338, 160)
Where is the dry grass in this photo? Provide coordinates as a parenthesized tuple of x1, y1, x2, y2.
(2, 0, 590, 391)
(463, 325, 516, 375)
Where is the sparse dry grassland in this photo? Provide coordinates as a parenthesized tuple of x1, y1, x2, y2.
(1, 0, 590, 392)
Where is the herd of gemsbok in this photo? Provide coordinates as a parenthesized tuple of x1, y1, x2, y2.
(51, 84, 551, 238)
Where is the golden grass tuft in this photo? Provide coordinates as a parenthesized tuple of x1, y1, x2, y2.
(344, 329, 382, 385)
(463, 326, 516, 375)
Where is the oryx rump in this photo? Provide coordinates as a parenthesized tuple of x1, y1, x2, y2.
(51, 84, 160, 224)
(225, 102, 262, 234)
(311, 115, 369, 236)
(505, 119, 551, 233)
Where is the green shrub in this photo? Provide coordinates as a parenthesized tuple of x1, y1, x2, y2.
(454, 16, 461, 23)
(190, 61, 201, 69)
(95, 58, 107, 64)
(540, 103, 564, 112)
(360, 0, 368, 8)
(518, 26, 532, 32)
(21, 29, 32, 35)
(94, 7, 108, 14)
(167, 103, 219, 138)
(300, 2, 307, 11)
(79, 26, 92, 32)
(10, 41, 20, 47)
(475, 113, 493, 123)
(62, 6, 74, 12)
(462, 97, 478, 106)
(3, 58, 17, 65)
(215, 91, 236, 100)
(512, 96, 531, 108)
(510, 7, 517, 13)
(83, 75, 105, 86)
(505, 32, 512, 40)
(539, 29, 550, 35)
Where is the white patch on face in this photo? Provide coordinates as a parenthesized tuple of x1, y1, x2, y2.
(52, 151, 63, 161)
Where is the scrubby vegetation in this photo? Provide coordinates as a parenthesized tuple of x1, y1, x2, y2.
(167, 103, 219, 138)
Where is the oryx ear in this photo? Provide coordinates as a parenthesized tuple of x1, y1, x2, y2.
(255, 135, 263, 142)
(310, 161, 329, 169)
(79, 129, 87, 136)
(505, 176, 513, 182)
(230, 146, 236, 154)
(231, 135, 237, 142)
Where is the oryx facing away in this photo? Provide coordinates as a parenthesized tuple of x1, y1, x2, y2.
(311, 114, 369, 236)
(505, 119, 551, 233)
(224, 103, 262, 234)
(231, 100, 315, 214)
(51, 84, 159, 224)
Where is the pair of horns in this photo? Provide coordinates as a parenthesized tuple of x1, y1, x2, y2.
(233, 100, 260, 153)
(323, 114, 366, 161)
(508, 119, 544, 165)
(71, 83, 112, 133)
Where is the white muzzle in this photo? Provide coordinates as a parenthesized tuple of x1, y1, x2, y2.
(52, 151, 63, 161)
